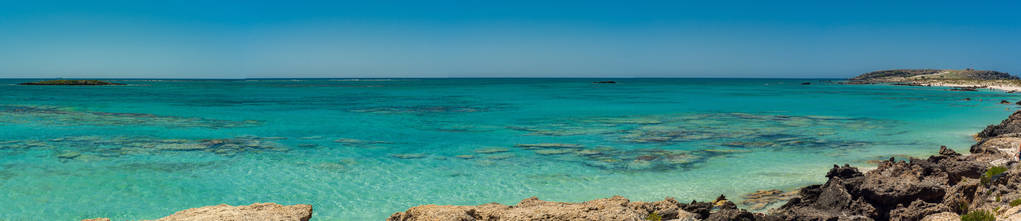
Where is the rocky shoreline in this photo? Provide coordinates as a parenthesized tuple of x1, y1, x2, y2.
(388, 111, 1021, 221)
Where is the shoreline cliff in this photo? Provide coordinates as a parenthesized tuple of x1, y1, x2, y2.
(388, 111, 1021, 221)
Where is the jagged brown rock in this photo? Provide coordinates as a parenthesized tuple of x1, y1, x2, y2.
(976, 111, 1021, 139)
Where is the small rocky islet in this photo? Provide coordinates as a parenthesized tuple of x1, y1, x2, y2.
(388, 110, 1021, 220)
(19, 79, 125, 85)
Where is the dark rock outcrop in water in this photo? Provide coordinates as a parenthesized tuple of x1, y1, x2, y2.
(593, 81, 616, 84)
(976, 111, 1021, 139)
(390, 111, 1021, 221)
(19, 80, 125, 85)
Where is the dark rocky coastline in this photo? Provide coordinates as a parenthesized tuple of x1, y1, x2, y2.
(19, 80, 125, 85)
(388, 111, 1021, 220)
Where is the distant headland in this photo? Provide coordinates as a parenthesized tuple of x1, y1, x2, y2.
(19, 80, 125, 86)
(848, 69, 1021, 92)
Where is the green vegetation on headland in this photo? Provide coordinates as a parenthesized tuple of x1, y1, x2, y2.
(848, 69, 1021, 89)
(18, 80, 125, 86)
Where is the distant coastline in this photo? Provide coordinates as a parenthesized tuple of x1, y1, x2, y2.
(18, 80, 124, 86)
(847, 69, 1021, 92)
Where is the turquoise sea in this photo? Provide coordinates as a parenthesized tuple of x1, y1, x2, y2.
(0, 78, 1018, 220)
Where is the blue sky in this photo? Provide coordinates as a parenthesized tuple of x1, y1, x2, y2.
(1, 0, 1018, 78)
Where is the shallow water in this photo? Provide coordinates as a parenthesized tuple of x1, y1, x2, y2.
(0, 78, 1018, 220)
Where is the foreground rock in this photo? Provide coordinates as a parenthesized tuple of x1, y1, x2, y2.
(83, 203, 312, 221)
(389, 195, 760, 221)
(19, 80, 125, 85)
(391, 111, 1021, 221)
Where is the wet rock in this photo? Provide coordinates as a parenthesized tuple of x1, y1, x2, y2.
(800, 82, 811, 85)
(455, 155, 474, 159)
(1003, 100, 1013, 104)
(593, 81, 616, 84)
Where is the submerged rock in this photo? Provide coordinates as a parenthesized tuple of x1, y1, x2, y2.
(534, 149, 575, 155)
(474, 147, 509, 154)
(391, 153, 427, 159)
(155, 143, 208, 151)
(390, 111, 1021, 221)
(56, 151, 81, 160)
(514, 143, 583, 149)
